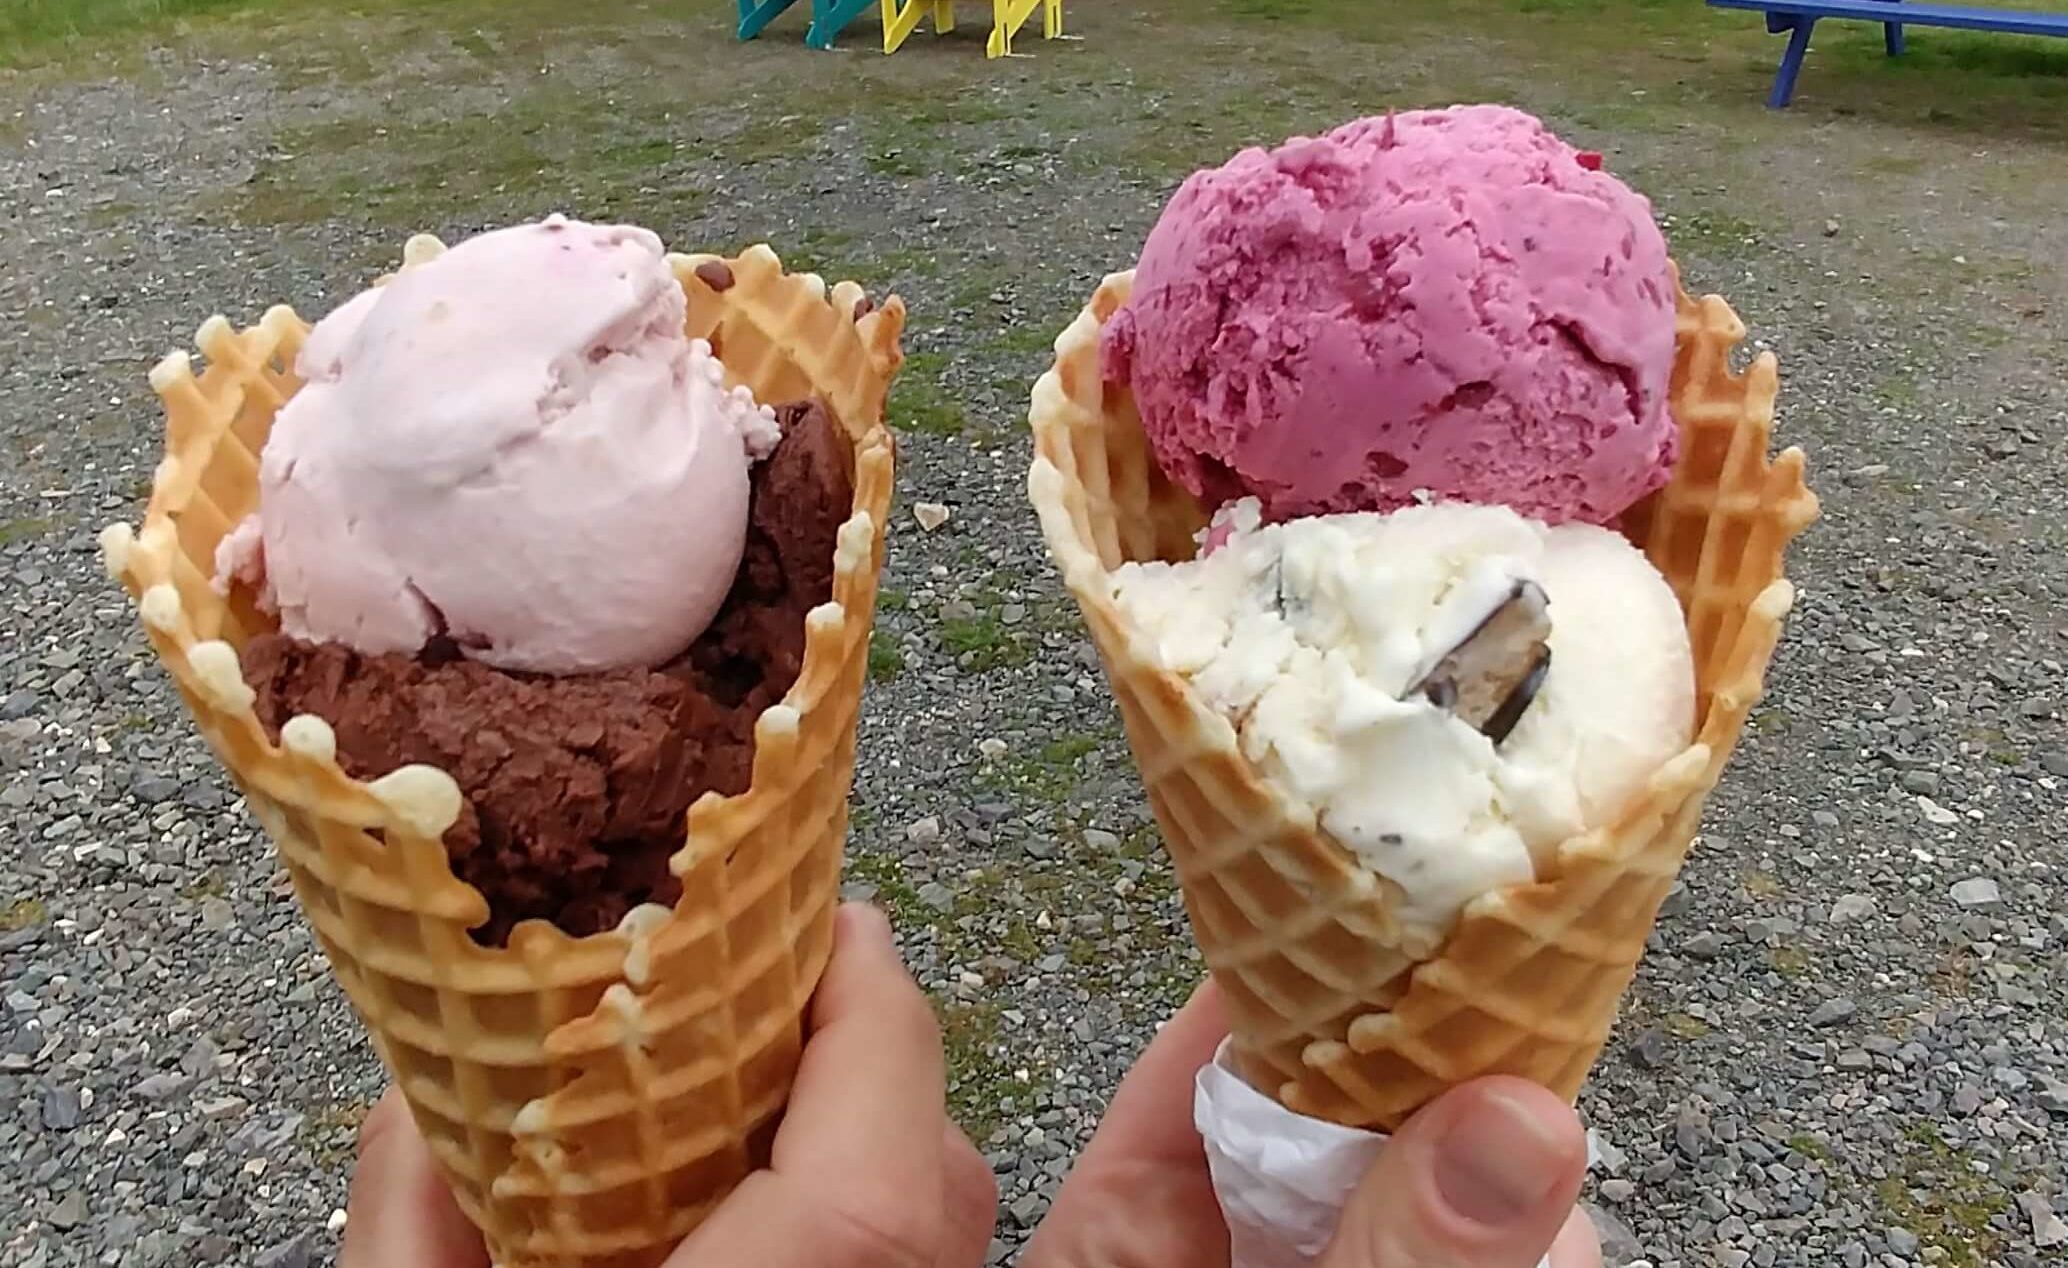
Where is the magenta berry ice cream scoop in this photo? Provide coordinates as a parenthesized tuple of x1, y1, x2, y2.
(1101, 104, 1678, 526)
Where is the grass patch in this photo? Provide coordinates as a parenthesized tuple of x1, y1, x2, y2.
(1663, 209, 1766, 257)
(940, 613, 1027, 672)
(1769, 946, 1811, 978)
(982, 728, 1113, 803)
(1872, 1123, 2012, 1268)
(225, 92, 708, 230)
(1788, 1134, 1833, 1163)
(299, 1099, 371, 1167)
(1, 0, 254, 64)
(1663, 1012, 1711, 1040)
(180, 871, 227, 901)
(845, 853, 934, 932)
(876, 587, 910, 613)
(1741, 870, 1782, 899)
(778, 227, 856, 279)
(0, 897, 49, 931)
(867, 640, 905, 684)
(0, 517, 56, 546)
(891, 352, 972, 440)
(937, 997, 1047, 1140)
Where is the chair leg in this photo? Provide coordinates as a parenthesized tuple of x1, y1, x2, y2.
(1885, 23, 1905, 57)
(937, 0, 956, 34)
(988, 0, 1010, 57)
(1769, 17, 1815, 109)
(737, 0, 800, 40)
(1045, 0, 1062, 39)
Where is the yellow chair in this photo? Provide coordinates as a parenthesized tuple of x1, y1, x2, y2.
(881, 0, 956, 53)
(879, 0, 1063, 56)
(987, 0, 1063, 58)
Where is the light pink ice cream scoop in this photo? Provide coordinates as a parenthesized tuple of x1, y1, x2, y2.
(1102, 105, 1678, 526)
(217, 216, 778, 675)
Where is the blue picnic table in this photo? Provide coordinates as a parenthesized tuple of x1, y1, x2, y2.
(1708, 0, 2068, 106)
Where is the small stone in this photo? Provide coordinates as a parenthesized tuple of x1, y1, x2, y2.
(2016, 1192, 2066, 1247)
(1684, 931, 1726, 959)
(1812, 810, 1841, 828)
(916, 882, 954, 912)
(1824, 218, 1841, 236)
(907, 817, 942, 846)
(1887, 1227, 1920, 1256)
(1082, 829, 1120, 850)
(1899, 770, 1939, 796)
(1829, 895, 1878, 924)
(132, 775, 179, 804)
(913, 502, 951, 532)
(1949, 878, 2001, 908)
(978, 739, 1007, 760)
(1628, 1030, 1668, 1069)
(2035, 1077, 2068, 1114)
(1952, 1085, 1983, 1114)
(254, 1233, 313, 1268)
(200, 898, 234, 930)
(2041, 751, 2068, 778)
(1588, 1128, 1627, 1175)
(1917, 797, 1958, 826)
(179, 1036, 220, 1081)
(327, 1209, 349, 1234)
(1600, 1178, 1637, 1203)
(0, 691, 37, 720)
(1807, 997, 1857, 1028)
(48, 1190, 87, 1231)
(135, 1071, 192, 1101)
(1837, 1049, 1872, 1070)
(41, 1085, 81, 1130)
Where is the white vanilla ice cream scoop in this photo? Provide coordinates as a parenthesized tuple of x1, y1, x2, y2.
(1111, 499, 1695, 950)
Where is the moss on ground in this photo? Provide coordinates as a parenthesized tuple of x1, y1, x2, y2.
(1, 898, 49, 931)
(1871, 1124, 2014, 1268)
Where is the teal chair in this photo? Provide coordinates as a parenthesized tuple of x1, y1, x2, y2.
(736, 0, 877, 49)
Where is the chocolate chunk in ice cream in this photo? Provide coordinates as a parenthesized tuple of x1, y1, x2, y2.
(242, 399, 855, 946)
(1411, 579, 1552, 745)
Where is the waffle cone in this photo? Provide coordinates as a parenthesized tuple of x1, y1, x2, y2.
(100, 239, 904, 1266)
(1028, 266, 1818, 1131)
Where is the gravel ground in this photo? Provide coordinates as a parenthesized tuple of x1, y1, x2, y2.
(2, 2, 2064, 1265)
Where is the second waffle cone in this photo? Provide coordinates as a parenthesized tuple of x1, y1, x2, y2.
(1028, 266, 1817, 1130)
(102, 240, 903, 1266)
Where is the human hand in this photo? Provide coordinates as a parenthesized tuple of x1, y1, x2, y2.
(340, 903, 999, 1268)
(1022, 980, 1602, 1268)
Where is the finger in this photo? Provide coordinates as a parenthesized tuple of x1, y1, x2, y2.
(1550, 1205, 1604, 1268)
(1320, 1077, 1587, 1268)
(673, 903, 947, 1267)
(1080, 976, 1229, 1164)
(774, 903, 946, 1186)
(936, 1121, 1000, 1268)
(339, 1088, 489, 1268)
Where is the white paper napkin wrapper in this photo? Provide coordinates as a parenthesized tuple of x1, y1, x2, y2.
(1194, 1039, 1557, 1268)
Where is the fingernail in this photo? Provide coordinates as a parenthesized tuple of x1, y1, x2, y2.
(837, 901, 894, 948)
(1433, 1086, 1571, 1228)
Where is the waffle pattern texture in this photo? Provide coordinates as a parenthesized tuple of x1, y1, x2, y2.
(1028, 266, 1818, 1131)
(101, 237, 904, 1267)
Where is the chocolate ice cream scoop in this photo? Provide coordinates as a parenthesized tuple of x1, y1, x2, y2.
(242, 400, 855, 946)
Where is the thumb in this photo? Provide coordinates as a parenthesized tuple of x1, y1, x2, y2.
(1319, 1078, 1587, 1268)
(339, 1088, 490, 1268)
